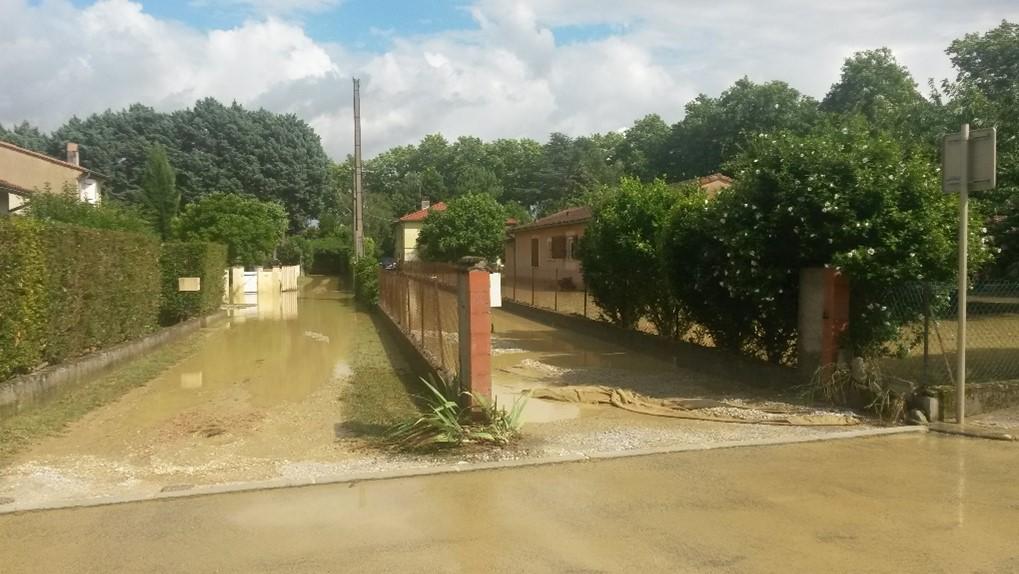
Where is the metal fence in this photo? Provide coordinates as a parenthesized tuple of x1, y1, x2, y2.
(379, 262, 461, 377)
(500, 264, 663, 335)
(880, 282, 1019, 387)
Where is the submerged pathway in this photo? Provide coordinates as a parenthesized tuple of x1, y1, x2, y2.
(0, 278, 410, 506)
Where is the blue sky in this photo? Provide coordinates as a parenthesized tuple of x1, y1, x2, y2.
(6, 1, 1019, 158)
(67, 0, 618, 52)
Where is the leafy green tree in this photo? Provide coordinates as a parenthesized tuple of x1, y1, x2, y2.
(663, 78, 819, 181)
(451, 165, 502, 198)
(138, 144, 179, 240)
(175, 193, 288, 267)
(663, 119, 987, 363)
(417, 193, 507, 262)
(0, 121, 52, 153)
(46, 99, 329, 229)
(944, 20, 1019, 278)
(26, 184, 153, 235)
(49, 104, 174, 202)
(487, 138, 543, 208)
(618, 114, 670, 181)
(579, 178, 687, 334)
(821, 48, 925, 120)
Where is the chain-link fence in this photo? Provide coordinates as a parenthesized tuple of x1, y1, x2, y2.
(879, 282, 1019, 387)
(379, 262, 461, 377)
(500, 263, 669, 334)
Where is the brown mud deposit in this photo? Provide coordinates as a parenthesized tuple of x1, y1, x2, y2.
(491, 309, 870, 452)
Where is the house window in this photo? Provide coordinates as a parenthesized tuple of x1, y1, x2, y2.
(567, 235, 578, 260)
(550, 236, 567, 259)
(530, 237, 539, 267)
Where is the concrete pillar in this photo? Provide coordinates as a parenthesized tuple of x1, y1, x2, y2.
(457, 257, 492, 401)
(798, 268, 850, 378)
(229, 267, 245, 303)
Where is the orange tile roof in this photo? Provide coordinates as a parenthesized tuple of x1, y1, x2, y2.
(397, 201, 447, 222)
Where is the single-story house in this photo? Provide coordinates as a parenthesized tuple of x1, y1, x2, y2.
(394, 200, 448, 262)
(1, 141, 103, 214)
(503, 173, 734, 293)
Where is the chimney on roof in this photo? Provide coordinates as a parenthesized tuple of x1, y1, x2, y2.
(421, 199, 430, 210)
(66, 143, 79, 166)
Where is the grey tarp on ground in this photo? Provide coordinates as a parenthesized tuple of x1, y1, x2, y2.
(529, 386, 860, 426)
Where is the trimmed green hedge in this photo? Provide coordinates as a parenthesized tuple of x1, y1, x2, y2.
(159, 242, 228, 325)
(0, 218, 162, 381)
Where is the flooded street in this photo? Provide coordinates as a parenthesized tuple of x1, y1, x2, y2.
(0, 277, 407, 506)
(2, 433, 1016, 573)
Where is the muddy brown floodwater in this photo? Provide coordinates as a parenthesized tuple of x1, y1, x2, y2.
(1, 434, 1017, 573)
(0, 277, 400, 506)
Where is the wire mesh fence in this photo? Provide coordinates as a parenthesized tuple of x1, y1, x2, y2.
(879, 281, 1019, 387)
(501, 263, 661, 335)
(379, 262, 461, 377)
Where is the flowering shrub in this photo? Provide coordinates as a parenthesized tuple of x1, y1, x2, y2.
(663, 119, 989, 364)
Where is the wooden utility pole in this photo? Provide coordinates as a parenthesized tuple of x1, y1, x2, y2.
(352, 78, 365, 259)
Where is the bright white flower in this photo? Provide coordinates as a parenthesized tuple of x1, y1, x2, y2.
(867, 248, 876, 256)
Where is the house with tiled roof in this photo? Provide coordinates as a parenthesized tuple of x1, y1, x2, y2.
(394, 200, 448, 261)
(0, 141, 104, 214)
(503, 173, 733, 295)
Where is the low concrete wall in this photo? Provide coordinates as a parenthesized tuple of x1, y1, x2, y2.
(0, 312, 225, 418)
(934, 380, 1019, 419)
(501, 301, 798, 388)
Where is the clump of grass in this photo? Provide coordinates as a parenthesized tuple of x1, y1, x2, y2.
(387, 377, 528, 450)
(802, 360, 907, 422)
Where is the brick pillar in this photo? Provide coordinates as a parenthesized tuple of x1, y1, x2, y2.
(458, 257, 492, 401)
(798, 268, 850, 378)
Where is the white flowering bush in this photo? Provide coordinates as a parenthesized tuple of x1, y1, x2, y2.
(663, 118, 989, 364)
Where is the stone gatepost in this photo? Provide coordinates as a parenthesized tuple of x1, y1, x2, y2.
(798, 268, 850, 379)
(457, 257, 492, 401)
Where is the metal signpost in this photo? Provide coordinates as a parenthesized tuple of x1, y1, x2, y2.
(942, 124, 996, 424)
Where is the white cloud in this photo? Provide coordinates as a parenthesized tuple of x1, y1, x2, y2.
(190, 0, 343, 17)
(0, 0, 1017, 160)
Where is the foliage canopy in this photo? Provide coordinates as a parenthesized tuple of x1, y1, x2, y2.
(175, 192, 288, 267)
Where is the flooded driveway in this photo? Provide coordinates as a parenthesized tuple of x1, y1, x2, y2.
(0, 277, 414, 506)
(1, 433, 1016, 573)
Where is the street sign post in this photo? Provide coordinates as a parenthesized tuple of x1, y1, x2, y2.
(941, 124, 996, 425)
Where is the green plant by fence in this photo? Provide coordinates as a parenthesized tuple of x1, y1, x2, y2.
(0, 217, 162, 381)
(159, 241, 228, 325)
(879, 282, 1019, 388)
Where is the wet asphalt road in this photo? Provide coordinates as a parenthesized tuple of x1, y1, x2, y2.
(1, 433, 1017, 573)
